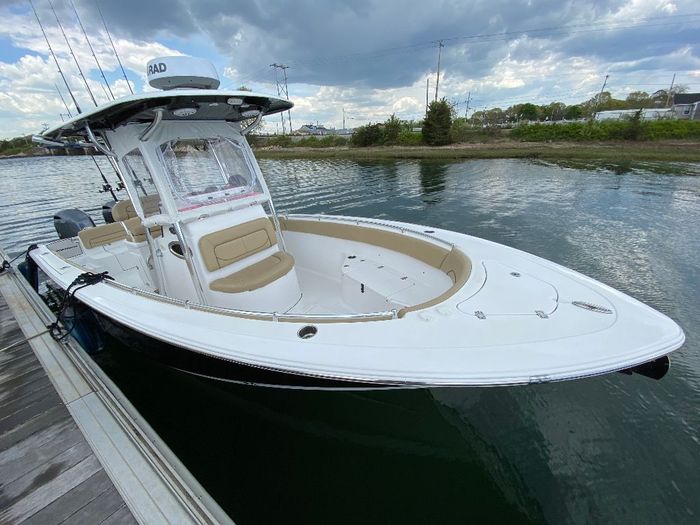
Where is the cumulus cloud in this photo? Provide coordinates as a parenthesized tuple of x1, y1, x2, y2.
(0, 0, 698, 136)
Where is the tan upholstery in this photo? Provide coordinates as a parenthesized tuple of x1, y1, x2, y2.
(111, 200, 137, 222)
(199, 218, 277, 272)
(111, 195, 161, 221)
(279, 218, 449, 269)
(122, 217, 162, 243)
(210, 252, 294, 293)
(78, 222, 128, 249)
(278, 218, 472, 317)
(398, 248, 472, 317)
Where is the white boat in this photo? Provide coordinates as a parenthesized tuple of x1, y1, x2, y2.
(26, 57, 684, 389)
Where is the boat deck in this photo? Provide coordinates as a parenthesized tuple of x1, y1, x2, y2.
(0, 285, 136, 524)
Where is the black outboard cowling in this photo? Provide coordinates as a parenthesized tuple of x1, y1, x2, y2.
(54, 209, 95, 239)
(102, 200, 117, 223)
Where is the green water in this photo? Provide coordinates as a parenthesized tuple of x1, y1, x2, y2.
(1, 156, 699, 524)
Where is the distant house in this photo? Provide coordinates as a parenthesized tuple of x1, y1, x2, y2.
(296, 124, 331, 136)
(672, 93, 700, 120)
(594, 108, 674, 121)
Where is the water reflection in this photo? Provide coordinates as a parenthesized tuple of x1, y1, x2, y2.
(418, 160, 447, 202)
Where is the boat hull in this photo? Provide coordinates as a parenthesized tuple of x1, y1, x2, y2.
(28, 214, 686, 388)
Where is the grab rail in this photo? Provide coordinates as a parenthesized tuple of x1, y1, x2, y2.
(282, 213, 456, 249)
(104, 279, 397, 323)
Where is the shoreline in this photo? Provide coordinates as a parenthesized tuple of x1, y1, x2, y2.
(253, 140, 700, 162)
(2, 140, 699, 163)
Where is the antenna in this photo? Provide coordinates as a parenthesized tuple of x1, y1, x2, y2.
(29, 0, 82, 114)
(69, 0, 114, 100)
(270, 63, 292, 133)
(48, 0, 97, 106)
(54, 83, 72, 117)
(96, 0, 133, 94)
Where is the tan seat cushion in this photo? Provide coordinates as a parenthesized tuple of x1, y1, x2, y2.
(398, 247, 472, 317)
(111, 200, 137, 222)
(210, 252, 294, 293)
(279, 218, 450, 269)
(112, 195, 161, 222)
(199, 218, 277, 272)
(78, 222, 127, 249)
(122, 217, 162, 242)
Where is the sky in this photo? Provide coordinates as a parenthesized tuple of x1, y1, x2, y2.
(0, 0, 699, 138)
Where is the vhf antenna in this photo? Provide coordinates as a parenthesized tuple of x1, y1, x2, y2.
(95, 0, 133, 94)
(48, 0, 97, 106)
(29, 0, 81, 114)
(69, 0, 114, 100)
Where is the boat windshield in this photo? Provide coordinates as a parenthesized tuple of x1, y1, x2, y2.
(158, 137, 263, 212)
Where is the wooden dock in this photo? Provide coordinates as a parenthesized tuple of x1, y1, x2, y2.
(0, 255, 233, 525)
(1, 293, 137, 524)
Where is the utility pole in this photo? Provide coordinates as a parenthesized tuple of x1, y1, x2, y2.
(270, 63, 293, 133)
(425, 78, 430, 116)
(593, 74, 609, 117)
(665, 73, 676, 107)
(434, 40, 444, 102)
(465, 91, 471, 119)
(342, 108, 346, 130)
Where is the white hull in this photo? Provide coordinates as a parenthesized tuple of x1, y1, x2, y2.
(31, 214, 685, 387)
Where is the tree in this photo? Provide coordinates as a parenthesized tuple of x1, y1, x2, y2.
(652, 85, 689, 107)
(541, 102, 566, 121)
(518, 103, 539, 121)
(383, 114, 402, 144)
(564, 105, 582, 120)
(625, 91, 651, 109)
(422, 98, 452, 146)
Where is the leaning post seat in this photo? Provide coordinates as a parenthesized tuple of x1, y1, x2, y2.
(112, 197, 163, 240)
(77, 222, 129, 249)
(198, 217, 296, 294)
(111, 195, 161, 221)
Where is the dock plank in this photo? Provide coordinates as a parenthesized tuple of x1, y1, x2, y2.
(22, 470, 114, 525)
(0, 288, 138, 524)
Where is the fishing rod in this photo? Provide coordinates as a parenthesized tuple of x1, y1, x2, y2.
(54, 83, 72, 117)
(91, 156, 118, 200)
(69, 0, 114, 100)
(96, 0, 133, 94)
(48, 0, 98, 107)
(29, 0, 81, 114)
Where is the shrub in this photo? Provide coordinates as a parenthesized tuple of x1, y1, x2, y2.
(396, 129, 423, 146)
(351, 123, 384, 147)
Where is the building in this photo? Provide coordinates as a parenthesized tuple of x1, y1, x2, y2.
(672, 93, 700, 120)
(594, 108, 674, 121)
(295, 124, 331, 136)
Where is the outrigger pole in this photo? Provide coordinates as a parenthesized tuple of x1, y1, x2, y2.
(29, 0, 81, 114)
(95, 0, 133, 94)
(69, 0, 114, 100)
(48, 0, 98, 107)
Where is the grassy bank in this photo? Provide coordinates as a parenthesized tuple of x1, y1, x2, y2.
(254, 140, 700, 162)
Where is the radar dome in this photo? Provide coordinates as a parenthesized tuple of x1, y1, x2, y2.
(146, 56, 220, 90)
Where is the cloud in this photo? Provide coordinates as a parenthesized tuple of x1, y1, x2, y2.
(0, 0, 698, 137)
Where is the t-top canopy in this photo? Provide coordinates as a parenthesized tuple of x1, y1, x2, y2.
(40, 90, 293, 141)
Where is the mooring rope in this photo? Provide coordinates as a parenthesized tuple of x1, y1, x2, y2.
(48, 271, 113, 342)
(0, 328, 51, 353)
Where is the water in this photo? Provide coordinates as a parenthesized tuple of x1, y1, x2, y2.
(1, 155, 699, 524)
